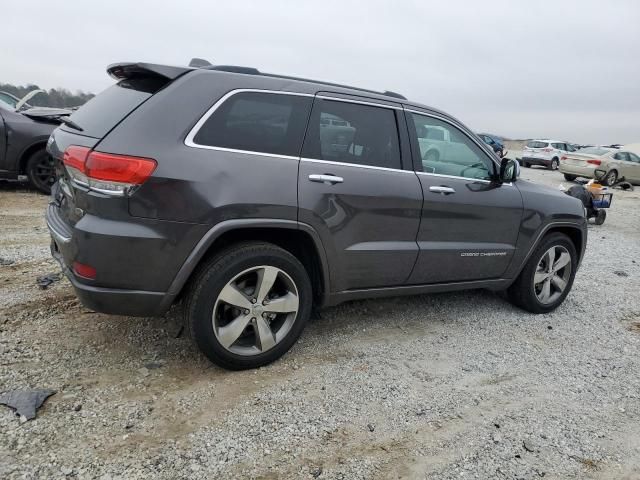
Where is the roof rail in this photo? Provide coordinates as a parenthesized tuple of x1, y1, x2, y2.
(205, 65, 406, 101)
(208, 65, 260, 75)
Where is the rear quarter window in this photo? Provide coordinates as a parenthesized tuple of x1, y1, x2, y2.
(527, 141, 549, 148)
(65, 77, 165, 138)
(192, 92, 312, 157)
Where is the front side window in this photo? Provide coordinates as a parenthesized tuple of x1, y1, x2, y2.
(628, 152, 640, 163)
(302, 99, 401, 169)
(193, 92, 311, 156)
(410, 113, 493, 180)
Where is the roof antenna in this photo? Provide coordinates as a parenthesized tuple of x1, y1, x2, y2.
(189, 58, 212, 68)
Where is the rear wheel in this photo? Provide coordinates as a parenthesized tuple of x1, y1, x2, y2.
(26, 149, 56, 194)
(550, 158, 559, 170)
(524, 162, 530, 168)
(563, 174, 577, 181)
(507, 233, 577, 314)
(603, 170, 618, 186)
(185, 242, 312, 370)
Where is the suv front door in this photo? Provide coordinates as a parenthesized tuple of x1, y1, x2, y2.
(406, 110, 523, 284)
(298, 94, 423, 292)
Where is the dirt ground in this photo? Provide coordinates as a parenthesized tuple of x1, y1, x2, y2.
(1, 168, 639, 479)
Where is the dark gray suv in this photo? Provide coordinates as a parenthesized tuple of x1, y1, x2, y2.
(46, 62, 587, 370)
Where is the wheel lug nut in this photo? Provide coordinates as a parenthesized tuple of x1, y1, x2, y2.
(251, 298, 257, 304)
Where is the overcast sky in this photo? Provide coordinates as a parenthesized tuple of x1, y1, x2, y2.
(2, 0, 638, 143)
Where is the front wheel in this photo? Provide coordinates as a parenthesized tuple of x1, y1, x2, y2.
(507, 233, 577, 314)
(185, 242, 312, 370)
(26, 149, 56, 194)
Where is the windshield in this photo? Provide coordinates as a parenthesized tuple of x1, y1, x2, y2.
(0, 92, 17, 110)
(0, 100, 15, 111)
(579, 147, 611, 155)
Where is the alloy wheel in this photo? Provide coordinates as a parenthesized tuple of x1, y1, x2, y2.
(533, 246, 572, 305)
(212, 265, 299, 356)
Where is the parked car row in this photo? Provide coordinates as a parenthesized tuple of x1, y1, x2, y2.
(513, 138, 640, 186)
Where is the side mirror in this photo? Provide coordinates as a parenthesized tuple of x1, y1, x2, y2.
(499, 158, 519, 183)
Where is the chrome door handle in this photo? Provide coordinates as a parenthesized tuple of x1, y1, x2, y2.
(308, 174, 344, 185)
(429, 186, 455, 195)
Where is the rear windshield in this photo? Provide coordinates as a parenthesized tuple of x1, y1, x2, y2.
(64, 77, 165, 138)
(527, 141, 548, 148)
(579, 147, 611, 156)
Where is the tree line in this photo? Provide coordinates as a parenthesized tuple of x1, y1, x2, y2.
(0, 82, 94, 108)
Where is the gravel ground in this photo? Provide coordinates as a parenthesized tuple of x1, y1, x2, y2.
(1, 167, 639, 479)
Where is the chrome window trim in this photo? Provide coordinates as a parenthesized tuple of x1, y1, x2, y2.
(416, 171, 513, 187)
(316, 95, 401, 110)
(416, 171, 492, 184)
(185, 89, 403, 159)
(184, 89, 314, 156)
(301, 157, 414, 175)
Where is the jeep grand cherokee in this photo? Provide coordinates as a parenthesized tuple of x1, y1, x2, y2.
(46, 62, 587, 370)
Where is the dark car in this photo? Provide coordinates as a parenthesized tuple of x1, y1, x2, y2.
(46, 62, 587, 370)
(477, 133, 504, 156)
(0, 100, 71, 193)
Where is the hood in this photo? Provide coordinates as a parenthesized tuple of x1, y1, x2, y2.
(517, 178, 586, 218)
(21, 107, 73, 119)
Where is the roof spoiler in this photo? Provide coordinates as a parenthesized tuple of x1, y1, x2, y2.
(106, 62, 193, 81)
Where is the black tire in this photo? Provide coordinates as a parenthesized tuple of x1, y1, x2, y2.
(594, 209, 607, 225)
(563, 174, 577, 182)
(549, 158, 559, 170)
(507, 233, 577, 314)
(185, 242, 312, 370)
(603, 170, 618, 187)
(524, 162, 530, 168)
(26, 149, 56, 194)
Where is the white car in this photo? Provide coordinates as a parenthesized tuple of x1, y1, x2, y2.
(560, 147, 640, 185)
(521, 140, 576, 170)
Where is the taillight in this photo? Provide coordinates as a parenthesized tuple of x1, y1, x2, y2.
(73, 261, 96, 280)
(62, 146, 156, 196)
(63, 146, 91, 186)
(587, 159, 602, 166)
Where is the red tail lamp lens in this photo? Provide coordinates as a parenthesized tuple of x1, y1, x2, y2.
(73, 261, 96, 279)
(587, 159, 602, 166)
(85, 152, 157, 184)
(63, 146, 91, 170)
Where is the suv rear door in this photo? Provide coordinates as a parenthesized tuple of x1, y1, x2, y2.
(298, 93, 423, 292)
(405, 109, 523, 284)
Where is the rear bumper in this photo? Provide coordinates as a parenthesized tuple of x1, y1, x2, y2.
(559, 164, 596, 178)
(522, 156, 552, 167)
(46, 203, 185, 316)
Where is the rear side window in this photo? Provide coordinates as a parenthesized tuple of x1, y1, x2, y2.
(527, 141, 549, 148)
(66, 77, 166, 138)
(192, 92, 311, 156)
(302, 99, 401, 169)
